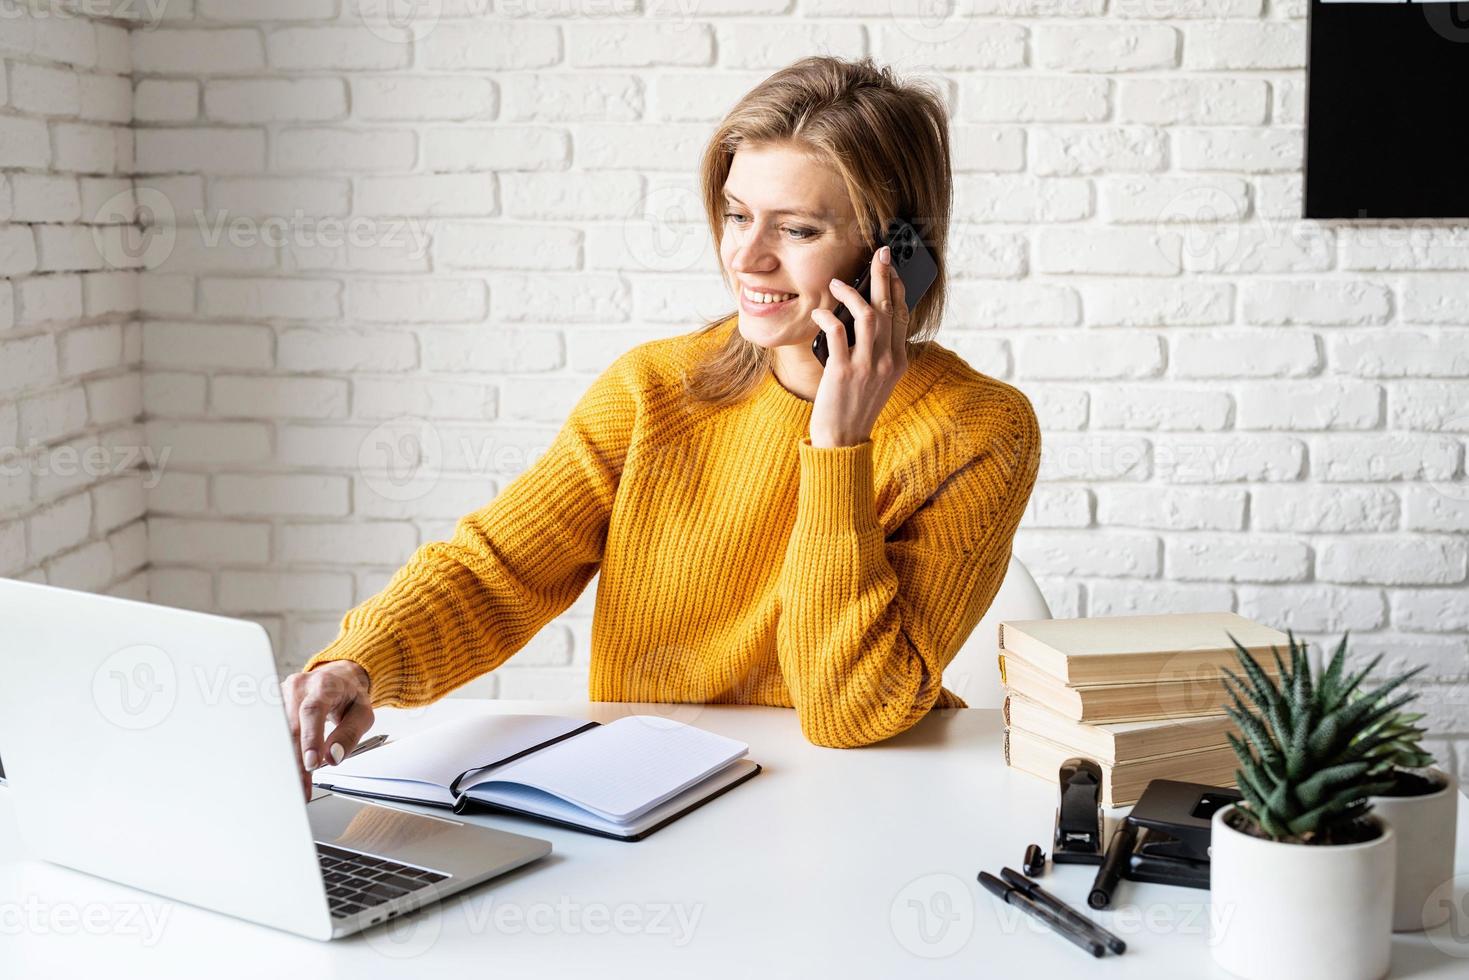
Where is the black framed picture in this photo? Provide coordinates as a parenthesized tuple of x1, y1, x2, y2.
(1306, 1, 1469, 218)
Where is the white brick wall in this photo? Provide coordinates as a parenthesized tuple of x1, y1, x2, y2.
(0, 9, 146, 601)
(3, 4, 1467, 776)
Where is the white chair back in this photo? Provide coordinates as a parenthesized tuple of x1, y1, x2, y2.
(942, 554, 1052, 709)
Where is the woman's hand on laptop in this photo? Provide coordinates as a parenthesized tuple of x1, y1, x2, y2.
(282, 661, 374, 801)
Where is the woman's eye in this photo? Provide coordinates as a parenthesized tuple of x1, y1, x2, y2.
(724, 213, 815, 241)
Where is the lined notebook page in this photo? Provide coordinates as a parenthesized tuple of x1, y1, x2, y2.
(462, 715, 749, 824)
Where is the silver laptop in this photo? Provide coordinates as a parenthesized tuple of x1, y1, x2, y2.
(0, 578, 553, 941)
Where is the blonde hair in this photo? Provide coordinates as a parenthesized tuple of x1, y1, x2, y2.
(682, 55, 953, 408)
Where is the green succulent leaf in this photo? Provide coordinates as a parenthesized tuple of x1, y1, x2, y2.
(1216, 630, 1429, 843)
(1315, 633, 1350, 705)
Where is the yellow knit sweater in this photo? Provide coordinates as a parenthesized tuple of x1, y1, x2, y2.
(305, 316, 1042, 748)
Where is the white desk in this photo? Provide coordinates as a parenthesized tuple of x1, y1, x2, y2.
(2, 699, 1466, 978)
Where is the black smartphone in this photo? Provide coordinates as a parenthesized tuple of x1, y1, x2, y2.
(811, 217, 938, 367)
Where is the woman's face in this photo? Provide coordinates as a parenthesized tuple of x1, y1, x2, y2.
(719, 142, 872, 351)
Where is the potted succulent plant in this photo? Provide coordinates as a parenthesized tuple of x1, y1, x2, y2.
(1208, 630, 1426, 980)
(1352, 691, 1459, 931)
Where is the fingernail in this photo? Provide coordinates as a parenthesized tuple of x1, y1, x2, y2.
(829, 277, 840, 287)
(329, 743, 345, 765)
(303, 749, 319, 770)
(879, 246, 891, 265)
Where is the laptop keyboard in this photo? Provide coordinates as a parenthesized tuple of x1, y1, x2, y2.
(316, 842, 451, 919)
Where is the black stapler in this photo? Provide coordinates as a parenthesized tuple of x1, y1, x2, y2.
(1051, 758, 1105, 865)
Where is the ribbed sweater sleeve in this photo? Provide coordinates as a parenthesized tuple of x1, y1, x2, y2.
(774, 390, 1042, 748)
(301, 354, 638, 706)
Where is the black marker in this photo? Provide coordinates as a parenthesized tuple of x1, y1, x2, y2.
(978, 871, 1105, 958)
(1000, 867, 1127, 955)
(1089, 821, 1141, 910)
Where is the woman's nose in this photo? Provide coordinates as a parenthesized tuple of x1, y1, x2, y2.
(728, 229, 774, 272)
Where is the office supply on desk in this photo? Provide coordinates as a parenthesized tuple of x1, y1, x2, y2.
(997, 612, 1289, 687)
(1023, 842, 1046, 877)
(1052, 758, 1105, 865)
(978, 871, 1106, 957)
(0, 578, 554, 942)
(1088, 779, 1244, 909)
(1004, 693, 1238, 761)
(1006, 724, 1239, 807)
(999, 631, 1254, 805)
(1089, 821, 1139, 910)
(5, 696, 1469, 978)
(998, 653, 1263, 724)
(1122, 779, 1241, 889)
(345, 733, 390, 758)
(1000, 867, 1127, 955)
(312, 712, 761, 841)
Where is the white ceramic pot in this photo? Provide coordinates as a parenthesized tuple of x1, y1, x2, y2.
(1369, 766, 1459, 931)
(1209, 804, 1395, 980)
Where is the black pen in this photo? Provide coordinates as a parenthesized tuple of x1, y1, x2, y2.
(978, 871, 1105, 957)
(1000, 867, 1126, 954)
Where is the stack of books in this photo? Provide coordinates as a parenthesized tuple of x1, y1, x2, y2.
(998, 612, 1289, 807)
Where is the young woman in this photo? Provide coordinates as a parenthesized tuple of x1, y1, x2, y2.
(283, 56, 1042, 796)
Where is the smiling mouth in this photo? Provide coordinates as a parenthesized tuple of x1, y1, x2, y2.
(741, 286, 798, 305)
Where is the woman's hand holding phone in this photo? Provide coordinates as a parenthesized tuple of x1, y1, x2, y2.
(808, 244, 909, 449)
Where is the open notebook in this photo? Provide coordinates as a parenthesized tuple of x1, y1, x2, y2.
(311, 713, 761, 841)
